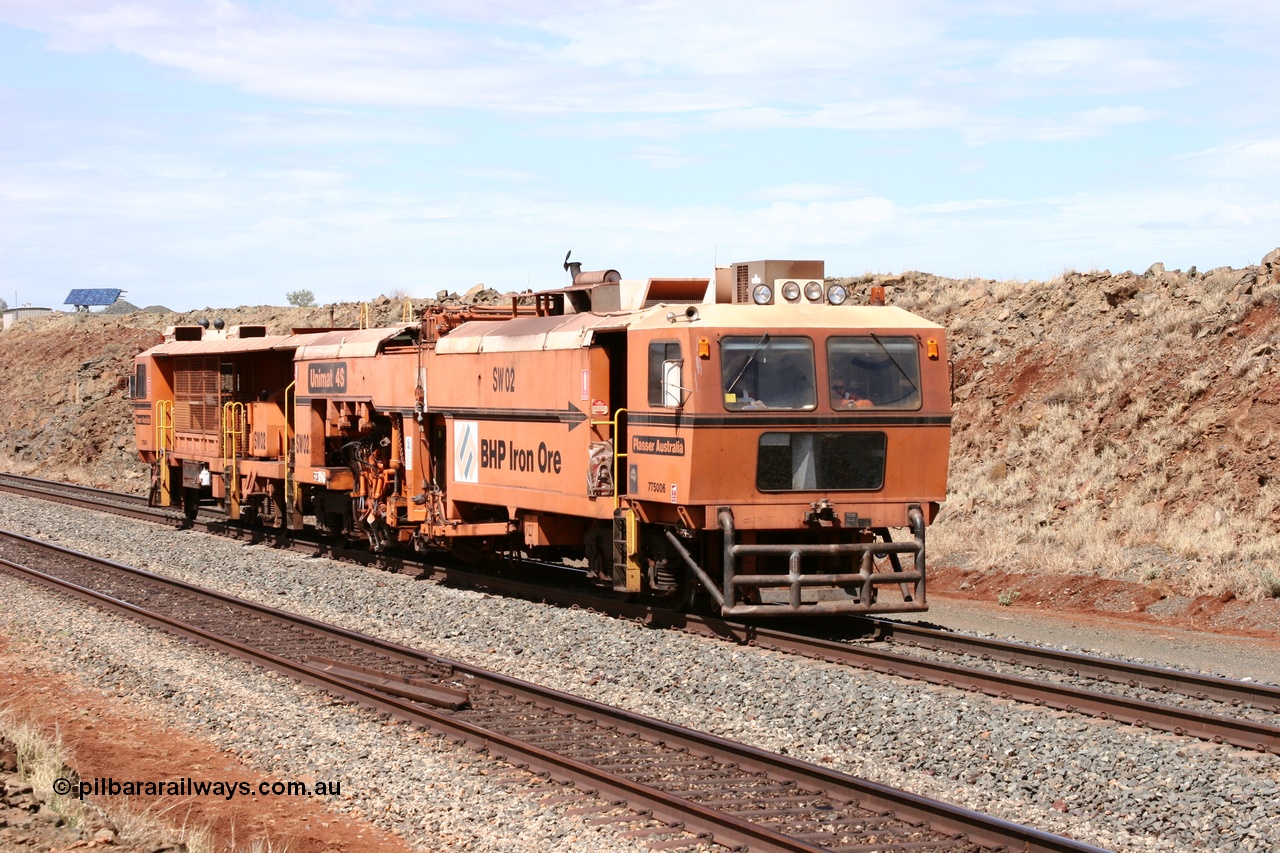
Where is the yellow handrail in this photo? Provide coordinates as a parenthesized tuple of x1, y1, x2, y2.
(589, 407, 627, 510)
(154, 399, 174, 462)
(359, 302, 370, 329)
(153, 399, 174, 506)
(222, 401, 246, 512)
(402, 300, 414, 322)
(283, 380, 297, 521)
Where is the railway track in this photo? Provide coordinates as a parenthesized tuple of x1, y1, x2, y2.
(3, 473, 1277, 758)
(0, 472, 198, 524)
(0, 528, 1107, 853)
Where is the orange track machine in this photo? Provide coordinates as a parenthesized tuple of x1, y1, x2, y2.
(133, 258, 951, 616)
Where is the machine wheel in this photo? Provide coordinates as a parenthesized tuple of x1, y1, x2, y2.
(667, 564, 699, 612)
(586, 538, 610, 583)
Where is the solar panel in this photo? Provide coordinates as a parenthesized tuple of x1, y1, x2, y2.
(64, 288, 124, 308)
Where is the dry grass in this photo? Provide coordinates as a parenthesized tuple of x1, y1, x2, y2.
(3, 711, 86, 827)
(939, 387, 1280, 597)
(929, 260, 1280, 601)
(106, 801, 219, 853)
(0, 704, 285, 853)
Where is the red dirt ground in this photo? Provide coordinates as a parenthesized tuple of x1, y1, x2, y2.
(0, 637, 420, 853)
(929, 564, 1280, 643)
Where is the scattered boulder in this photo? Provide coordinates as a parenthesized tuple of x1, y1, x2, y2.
(1104, 278, 1140, 307)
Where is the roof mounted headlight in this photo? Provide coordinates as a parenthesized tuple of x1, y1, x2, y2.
(804, 281, 824, 302)
(780, 280, 801, 302)
(752, 283, 773, 305)
(827, 283, 848, 305)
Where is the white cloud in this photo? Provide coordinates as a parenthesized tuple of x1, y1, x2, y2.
(547, 99, 972, 141)
(6, 145, 1280, 310)
(3, 1, 1280, 311)
(752, 183, 865, 203)
(540, 1, 950, 76)
(963, 104, 1158, 144)
(913, 198, 1013, 214)
(0, 1, 1242, 143)
(217, 110, 458, 147)
(0, 2, 988, 117)
(453, 165, 543, 183)
(1182, 137, 1280, 179)
(626, 145, 696, 169)
(999, 37, 1188, 92)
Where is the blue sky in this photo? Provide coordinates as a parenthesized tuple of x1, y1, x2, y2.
(2, 1, 1279, 311)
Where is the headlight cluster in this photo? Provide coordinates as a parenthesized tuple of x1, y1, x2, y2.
(772, 280, 852, 305)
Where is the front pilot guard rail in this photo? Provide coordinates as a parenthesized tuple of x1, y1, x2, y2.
(709, 505, 928, 617)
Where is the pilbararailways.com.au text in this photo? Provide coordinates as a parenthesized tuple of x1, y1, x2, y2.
(53, 776, 343, 801)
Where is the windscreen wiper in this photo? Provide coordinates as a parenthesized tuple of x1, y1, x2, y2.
(868, 333, 918, 393)
(725, 333, 770, 393)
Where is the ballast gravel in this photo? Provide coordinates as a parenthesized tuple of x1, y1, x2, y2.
(2, 492, 1279, 853)
(863, 640, 1280, 725)
(0, 584, 643, 853)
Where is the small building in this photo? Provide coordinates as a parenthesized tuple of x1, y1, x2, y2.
(2, 307, 54, 331)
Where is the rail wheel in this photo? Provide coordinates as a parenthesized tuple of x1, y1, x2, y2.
(665, 564, 698, 612)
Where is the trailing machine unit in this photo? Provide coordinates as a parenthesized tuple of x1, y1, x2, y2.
(133, 257, 951, 617)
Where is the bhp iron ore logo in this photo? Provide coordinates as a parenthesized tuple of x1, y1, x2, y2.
(307, 362, 348, 394)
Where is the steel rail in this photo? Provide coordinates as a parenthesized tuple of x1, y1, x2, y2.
(0, 472, 139, 499)
(848, 619, 1280, 711)
(4, 475, 1277, 754)
(0, 529, 1109, 853)
(0, 473, 150, 506)
(0, 546, 816, 853)
(708, 623, 1280, 753)
(0, 472, 189, 524)
(333, 561, 1280, 754)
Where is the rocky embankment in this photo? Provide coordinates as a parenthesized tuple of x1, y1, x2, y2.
(850, 248, 1280, 609)
(5, 252, 1280, 613)
(0, 736, 162, 852)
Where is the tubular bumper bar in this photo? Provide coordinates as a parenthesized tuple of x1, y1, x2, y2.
(713, 505, 928, 617)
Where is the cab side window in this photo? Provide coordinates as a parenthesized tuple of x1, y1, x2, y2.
(647, 342, 681, 407)
(131, 364, 147, 399)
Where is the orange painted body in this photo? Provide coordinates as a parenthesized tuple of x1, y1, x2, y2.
(133, 262, 952, 616)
